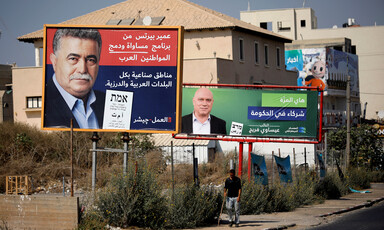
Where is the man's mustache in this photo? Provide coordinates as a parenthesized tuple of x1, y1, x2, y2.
(70, 73, 92, 81)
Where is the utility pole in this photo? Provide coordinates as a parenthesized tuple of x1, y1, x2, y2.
(346, 75, 351, 169)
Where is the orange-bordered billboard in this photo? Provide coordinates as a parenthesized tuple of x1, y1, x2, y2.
(42, 24, 183, 133)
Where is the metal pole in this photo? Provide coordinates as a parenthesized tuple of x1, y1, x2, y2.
(171, 141, 175, 202)
(63, 176, 65, 197)
(230, 159, 234, 170)
(238, 142, 243, 178)
(346, 75, 351, 169)
(194, 157, 199, 186)
(122, 133, 130, 175)
(90, 132, 100, 193)
(324, 132, 328, 170)
(70, 119, 74, 197)
(192, 143, 196, 184)
(293, 148, 296, 177)
(248, 143, 252, 182)
(304, 147, 307, 172)
(234, 147, 237, 172)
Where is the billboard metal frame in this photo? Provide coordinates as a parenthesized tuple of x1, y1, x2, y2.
(174, 83, 323, 144)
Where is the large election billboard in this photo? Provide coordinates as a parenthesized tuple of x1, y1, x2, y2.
(285, 48, 359, 96)
(42, 25, 183, 133)
(180, 87, 320, 139)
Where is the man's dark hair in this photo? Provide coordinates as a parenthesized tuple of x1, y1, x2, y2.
(229, 169, 235, 174)
(52, 28, 102, 55)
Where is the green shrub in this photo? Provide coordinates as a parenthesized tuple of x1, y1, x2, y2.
(97, 163, 166, 229)
(346, 168, 371, 189)
(166, 185, 222, 228)
(240, 180, 269, 215)
(77, 210, 107, 230)
(292, 173, 317, 206)
(368, 170, 384, 182)
(265, 182, 296, 212)
(315, 172, 347, 199)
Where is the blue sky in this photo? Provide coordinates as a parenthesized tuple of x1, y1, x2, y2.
(1, 0, 383, 67)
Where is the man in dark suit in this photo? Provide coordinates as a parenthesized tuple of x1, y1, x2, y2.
(44, 28, 104, 129)
(181, 88, 226, 135)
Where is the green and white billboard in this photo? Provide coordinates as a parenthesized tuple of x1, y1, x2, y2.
(181, 87, 319, 139)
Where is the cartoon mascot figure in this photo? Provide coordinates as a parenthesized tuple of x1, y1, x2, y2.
(305, 60, 327, 91)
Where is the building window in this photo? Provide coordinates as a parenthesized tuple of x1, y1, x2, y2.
(301, 20, 306, 27)
(276, 47, 281, 68)
(264, 44, 269, 66)
(27, 96, 42, 109)
(239, 38, 244, 61)
(254, 42, 259, 64)
(260, 22, 272, 31)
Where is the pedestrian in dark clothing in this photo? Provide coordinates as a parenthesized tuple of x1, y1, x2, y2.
(224, 169, 241, 227)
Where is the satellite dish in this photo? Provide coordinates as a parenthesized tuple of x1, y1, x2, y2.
(143, 16, 152, 26)
(378, 110, 384, 119)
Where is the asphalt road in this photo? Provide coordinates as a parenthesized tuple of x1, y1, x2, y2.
(311, 201, 384, 230)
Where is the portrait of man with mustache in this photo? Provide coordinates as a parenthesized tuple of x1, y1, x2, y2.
(44, 28, 105, 129)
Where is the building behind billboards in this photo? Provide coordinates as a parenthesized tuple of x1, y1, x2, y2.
(285, 46, 360, 128)
(241, 7, 384, 120)
(14, 0, 296, 128)
(0, 64, 13, 123)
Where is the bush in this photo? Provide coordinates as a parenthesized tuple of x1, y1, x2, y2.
(292, 173, 318, 206)
(265, 182, 296, 212)
(240, 180, 268, 215)
(346, 168, 371, 189)
(77, 209, 107, 230)
(315, 172, 347, 199)
(97, 163, 167, 229)
(166, 184, 222, 228)
(368, 170, 384, 182)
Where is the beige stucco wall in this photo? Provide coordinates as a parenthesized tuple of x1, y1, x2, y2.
(300, 26, 384, 119)
(183, 58, 218, 83)
(240, 8, 316, 40)
(184, 30, 233, 60)
(12, 67, 42, 128)
(183, 29, 296, 85)
(230, 30, 295, 85)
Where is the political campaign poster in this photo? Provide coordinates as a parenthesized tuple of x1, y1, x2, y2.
(42, 25, 183, 132)
(274, 155, 293, 183)
(251, 153, 268, 185)
(317, 153, 326, 178)
(181, 87, 320, 139)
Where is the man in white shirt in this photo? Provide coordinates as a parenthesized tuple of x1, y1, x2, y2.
(44, 28, 104, 129)
(181, 88, 226, 135)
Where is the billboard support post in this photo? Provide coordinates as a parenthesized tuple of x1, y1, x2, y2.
(122, 133, 130, 175)
(248, 143, 252, 182)
(90, 132, 100, 193)
(238, 143, 243, 178)
(70, 119, 73, 197)
(171, 141, 175, 202)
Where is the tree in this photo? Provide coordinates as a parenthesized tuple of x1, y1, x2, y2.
(327, 124, 384, 170)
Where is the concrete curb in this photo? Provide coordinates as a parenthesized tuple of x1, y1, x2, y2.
(317, 196, 384, 218)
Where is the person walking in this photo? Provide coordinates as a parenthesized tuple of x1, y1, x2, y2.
(224, 169, 242, 227)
